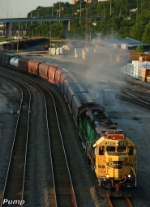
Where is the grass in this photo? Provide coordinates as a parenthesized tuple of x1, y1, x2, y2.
(0, 37, 14, 42)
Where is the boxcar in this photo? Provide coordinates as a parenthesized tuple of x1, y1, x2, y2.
(38, 63, 50, 80)
(1, 53, 14, 67)
(18, 58, 29, 73)
(66, 83, 87, 108)
(68, 73, 79, 83)
(71, 93, 95, 125)
(63, 78, 75, 99)
(28, 60, 41, 75)
(59, 72, 73, 93)
(47, 65, 59, 84)
(55, 68, 69, 87)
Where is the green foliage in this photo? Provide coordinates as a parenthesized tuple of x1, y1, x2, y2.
(135, 46, 145, 53)
(25, 0, 150, 42)
(142, 22, 150, 44)
(0, 37, 14, 42)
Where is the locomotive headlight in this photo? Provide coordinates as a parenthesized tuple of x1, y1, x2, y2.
(128, 174, 131, 178)
(115, 140, 119, 146)
(106, 174, 110, 179)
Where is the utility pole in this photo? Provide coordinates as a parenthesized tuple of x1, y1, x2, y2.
(137, 0, 138, 14)
(52, 5, 53, 17)
(59, 1, 60, 18)
(136, 0, 138, 22)
(17, 32, 19, 53)
(85, 0, 90, 47)
(80, 0, 81, 24)
(110, 0, 112, 16)
(141, 0, 142, 14)
(49, 22, 51, 56)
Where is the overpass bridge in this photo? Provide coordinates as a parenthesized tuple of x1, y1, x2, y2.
(0, 16, 104, 38)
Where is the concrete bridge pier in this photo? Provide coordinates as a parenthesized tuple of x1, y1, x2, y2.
(6, 22, 12, 38)
(62, 20, 70, 38)
(3, 23, 6, 36)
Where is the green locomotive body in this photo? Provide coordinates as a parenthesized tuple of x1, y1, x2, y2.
(79, 108, 137, 197)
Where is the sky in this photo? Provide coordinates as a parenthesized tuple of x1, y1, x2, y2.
(0, 0, 72, 18)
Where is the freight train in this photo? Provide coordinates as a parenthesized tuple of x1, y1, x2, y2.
(2, 37, 48, 50)
(0, 51, 137, 197)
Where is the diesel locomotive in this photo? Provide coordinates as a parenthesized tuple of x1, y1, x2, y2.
(79, 108, 137, 196)
(0, 51, 137, 197)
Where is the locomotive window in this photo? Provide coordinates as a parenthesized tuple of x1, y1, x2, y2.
(128, 146, 133, 155)
(99, 146, 104, 155)
(117, 146, 126, 152)
(106, 146, 115, 152)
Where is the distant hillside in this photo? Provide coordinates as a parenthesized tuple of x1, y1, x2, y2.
(24, 0, 150, 43)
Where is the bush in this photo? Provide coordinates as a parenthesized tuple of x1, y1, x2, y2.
(136, 46, 145, 53)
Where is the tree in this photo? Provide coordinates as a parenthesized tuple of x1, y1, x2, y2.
(142, 23, 150, 44)
(130, 23, 145, 41)
(135, 45, 145, 53)
(25, 0, 150, 40)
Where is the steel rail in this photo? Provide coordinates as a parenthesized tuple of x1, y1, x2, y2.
(10, 72, 78, 206)
(0, 76, 31, 207)
(0, 77, 23, 207)
(126, 76, 150, 90)
(116, 94, 150, 109)
(0, 75, 22, 109)
(38, 85, 57, 207)
(20, 84, 31, 207)
(106, 196, 113, 207)
(50, 86, 78, 207)
(6, 75, 56, 206)
(35, 81, 78, 207)
(122, 89, 150, 104)
(125, 196, 133, 207)
(106, 196, 133, 207)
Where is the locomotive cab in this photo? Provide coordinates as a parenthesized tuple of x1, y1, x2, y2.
(93, 133, 137, 197)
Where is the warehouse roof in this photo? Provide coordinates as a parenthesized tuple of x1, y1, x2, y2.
(111, 37, 150, 47)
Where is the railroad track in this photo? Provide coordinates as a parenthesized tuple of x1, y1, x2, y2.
(32, 81, 78, 207)
(0, 77, 22, 110)
(106, 76, 150, 109)
(0, 75, 31, 207)
(116, 87, 150, 109)
(126, 76, 150, 90)
(0, 69, 78, 207)
(106, 196, 133, 207)
(116, 93, 150, 109)
(109, 76, 150, 109)
(15, 72, 78, 206)
(123, 87, 150, 100)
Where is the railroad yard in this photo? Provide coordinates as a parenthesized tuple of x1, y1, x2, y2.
(0, 45, 150, 207)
